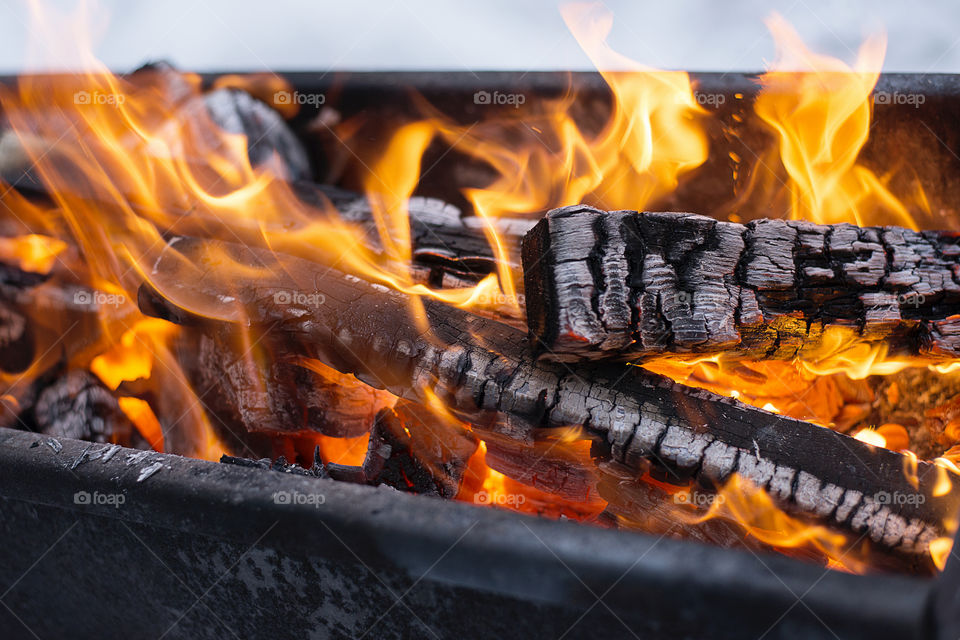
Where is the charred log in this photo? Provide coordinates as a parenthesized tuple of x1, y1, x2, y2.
(220, 447, 328, 478)
(482, 432, 600, 504)
(522, 205, 960, 361)
(186, 327, 392, 440)
(138, 237, 960, 564)
(327, 400, 477, 498)
(28, 369, 134, 444)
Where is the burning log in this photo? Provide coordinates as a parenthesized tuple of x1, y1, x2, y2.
(316, 184, 533, 283)
(138, 236, 960, 564)
(522, 205, 960, 362)
(185, 326, 394, 439)
(221, 447, 328, 478)
(481, 433, 601, 504)
(327, 400, 477, 498)
(25, 368, 134, 444)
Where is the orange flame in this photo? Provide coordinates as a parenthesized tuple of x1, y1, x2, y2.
(1, 1, 957, 577)
(754, 13, 913, 228)
(680, 475, 866, 573)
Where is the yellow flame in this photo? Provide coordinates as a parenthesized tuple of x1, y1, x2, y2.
(854, 428, 886, 448)
(117, 396, 163, 451)
(755, 13, 915, 228)
(680, 474, 863, 572)
(930, 537, 954, 571)
(0, 234, 66, 274)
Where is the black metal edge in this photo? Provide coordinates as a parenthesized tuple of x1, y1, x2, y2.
(2, 69, 957, 94)
(207, 70, 960, 94)
(0, 426, 940, 638)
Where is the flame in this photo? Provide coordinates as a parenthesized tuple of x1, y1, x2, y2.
(642, 16, 960, 453)
(680, 475, 866, 573)
(854, 427, 886, 448)
(0, 234, 66, 274)
(930, 537, 954, 571)
(370, 1, 711, 308)
(117, 396, 163, 450)
(753, 13, 914, 228)
(2, 1, 958, 578)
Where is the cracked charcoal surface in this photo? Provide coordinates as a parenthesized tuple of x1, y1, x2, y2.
(523, 205, 960, 362)
(140, 237, 960, 562)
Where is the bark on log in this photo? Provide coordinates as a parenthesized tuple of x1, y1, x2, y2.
(522, 205, 960, 362)
(186, 325, 394, 439)
(326, 400, 477, 498)
(28, 369, 135, 444)
(138, 236, 960, 565)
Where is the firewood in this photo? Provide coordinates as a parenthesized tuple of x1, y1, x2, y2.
(137, 236, 960, 563)
(327, 400, 477, 498)
(184, 326, 393, 439)
(27, 369, 134, 444)
(220, 447, 328, 478)
(522, 205, 960, 362)
(481, 432, 600, 504)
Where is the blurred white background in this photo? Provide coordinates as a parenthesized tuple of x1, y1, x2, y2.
(1, 0, 959, 73)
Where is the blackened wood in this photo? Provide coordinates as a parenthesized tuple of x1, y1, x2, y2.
(138, 237, 960, 561)
(29, 369, 134, 443)
(186, 327, 392, 440)
(326, 400, 477, 498)
(220, 448, 328, 478)
(364, 401, 477, 498)
(482, 434, 600, 504)
(523, 205, 960, 361)
(314, 184, 533, 282)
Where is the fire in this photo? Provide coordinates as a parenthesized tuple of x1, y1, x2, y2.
(0, 234, 66, 274)
(753, 14, 914, 228)
(930, 536, 954, 571)
(1, 0, 957, 577)
(854, 427, 887, 448)
(682, 475, 867, 574)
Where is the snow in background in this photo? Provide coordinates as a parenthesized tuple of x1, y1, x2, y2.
(0, 0, 958, 74)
